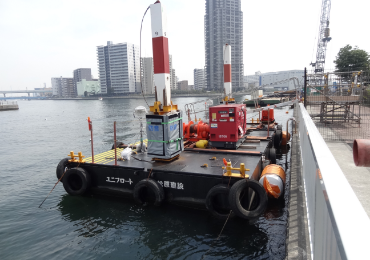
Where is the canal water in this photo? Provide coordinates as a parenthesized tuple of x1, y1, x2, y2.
(0, 96, 294, 260)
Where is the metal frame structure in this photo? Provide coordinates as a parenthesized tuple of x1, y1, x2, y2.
(311, 0, 332, 73)
(305, 70, 370, 141)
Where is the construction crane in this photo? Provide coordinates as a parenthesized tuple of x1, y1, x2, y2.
(310, 0, 332, 73)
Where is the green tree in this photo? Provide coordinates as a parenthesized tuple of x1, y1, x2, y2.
(334, 45, 370, 72)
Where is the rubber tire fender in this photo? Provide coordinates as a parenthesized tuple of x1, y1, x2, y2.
(205, 184, 234, 219)
(269, 148, 277, 164)
(133, 178, 164, 206)
(56, 158, 71, 182)
(63, 167, 91, 196)
(273, 131, 281, 149)
(228, 179, 268, 219)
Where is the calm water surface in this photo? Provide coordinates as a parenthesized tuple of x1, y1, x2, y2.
(0, 96, 294, 259)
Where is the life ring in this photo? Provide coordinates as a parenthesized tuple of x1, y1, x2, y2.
(56, 158, 71, 182)
(63, 167, 91, 196)
(228, 179, 268, 219)
(133, 179, 164, 206)
(205, 184, 234, 218)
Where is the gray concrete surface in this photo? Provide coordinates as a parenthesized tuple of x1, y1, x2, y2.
(325, 141, 370, 218)
(286, 109, 311, 260)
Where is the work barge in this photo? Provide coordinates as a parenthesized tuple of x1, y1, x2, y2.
(56, 1, 292, 220)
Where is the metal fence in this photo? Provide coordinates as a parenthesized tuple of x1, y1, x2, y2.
(305, 70, 370, 141)
(297, 103, 370, 259)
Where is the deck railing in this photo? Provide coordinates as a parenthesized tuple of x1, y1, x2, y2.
(297, 103, 370, 259)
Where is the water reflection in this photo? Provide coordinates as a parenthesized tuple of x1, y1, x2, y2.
(58, 194, 286, 259)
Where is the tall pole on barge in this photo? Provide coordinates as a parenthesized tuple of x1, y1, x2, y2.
(149, 0, 173, 111)
(222, 44, 235, 104)
(146, 1, 183, 159)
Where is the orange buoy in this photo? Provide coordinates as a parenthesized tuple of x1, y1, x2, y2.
(259, 164, 286, 199)
(281, 131, 291, 145)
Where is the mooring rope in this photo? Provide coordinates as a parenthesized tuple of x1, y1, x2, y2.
(200, 210, 233, 259)
(38, 161, 80, 208)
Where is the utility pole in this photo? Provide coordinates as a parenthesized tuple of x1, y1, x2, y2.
(304, 68, 307, 108)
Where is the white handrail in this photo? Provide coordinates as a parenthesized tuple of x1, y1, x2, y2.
(298, 103, 370, 259)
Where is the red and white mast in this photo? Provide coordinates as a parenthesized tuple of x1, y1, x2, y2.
(150, 0, 171, 107)
(223, 44, 232, 99)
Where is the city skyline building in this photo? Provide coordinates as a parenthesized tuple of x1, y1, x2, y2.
(97, 41, 140, 95)
(204, 0, 244, 91)
(51, 77, 74, 97)
(177, 80, 189, 91)
(194, 68, 205, 90)
(169, 55, 177, 90)
(140, 57, 155, 94)
(73, 68, 92, 97)
(244, 70, 304, 90)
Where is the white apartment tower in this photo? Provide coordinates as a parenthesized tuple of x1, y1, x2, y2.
(97, 41, 140, 95)
(194, 69, 205, 90)
(169, 55, 177, 90)
(140, 57, 155, 94)
(51, 77, 74, 97)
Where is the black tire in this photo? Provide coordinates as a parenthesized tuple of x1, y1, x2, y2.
(133, 179, 164, 206)
(228, 179, 268, 219)
(205, 184, 234, 219)
(277, 125, 282, 130)
(269, 148, 276, 164)
(276, 129, 282, 139)
(63, 167, 91, 196)
(56, 158, 71, 182)
(273, 132, 281, 149)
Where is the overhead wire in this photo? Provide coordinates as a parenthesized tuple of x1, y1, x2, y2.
(139, 5, 151, 108)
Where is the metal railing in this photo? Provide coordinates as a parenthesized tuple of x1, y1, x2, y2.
(297, 103, 370, 259)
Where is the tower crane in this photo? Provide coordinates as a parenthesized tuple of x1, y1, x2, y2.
(310, 0, 332, 73)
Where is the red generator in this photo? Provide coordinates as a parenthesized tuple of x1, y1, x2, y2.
(209, 104, 247, 149)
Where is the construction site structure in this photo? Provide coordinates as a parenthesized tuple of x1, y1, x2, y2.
(305, 70, 370, 141)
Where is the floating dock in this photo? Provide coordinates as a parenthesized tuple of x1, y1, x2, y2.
(0, 101, 19, 111)
(244, 97, 289, 107)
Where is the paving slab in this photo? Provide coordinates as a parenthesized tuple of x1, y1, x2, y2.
(325, 141, 370, 218)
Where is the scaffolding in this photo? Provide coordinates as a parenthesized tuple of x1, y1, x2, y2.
(305, 70, 370, 141)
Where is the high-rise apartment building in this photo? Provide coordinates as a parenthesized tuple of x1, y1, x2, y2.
(204, 0, 244, 90)
(97, 41, 140, 95)
(171, 68, 176, 90)
(169, 55, 177, 90)
(194, 68, 205, 90)
(140, 57, 155, 94)
(51, 77, 75, 97)
(73, 68, 92, 96)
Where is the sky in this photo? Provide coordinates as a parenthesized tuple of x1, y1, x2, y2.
(0, 0, 369, 91)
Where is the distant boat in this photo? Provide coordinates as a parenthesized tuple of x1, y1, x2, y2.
(98, 97, 103, 101)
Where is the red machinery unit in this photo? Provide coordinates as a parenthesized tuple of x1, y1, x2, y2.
(183, 120, 210, 142)
(261, 108, 275, 123)
(209, 104, 247, 149)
